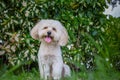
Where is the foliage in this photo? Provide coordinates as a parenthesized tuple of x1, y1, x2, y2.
(102, 17, 120, 71)
(0, 67, 120, 80)
(0, 68, 40, 80)
(0, 0, 105, 67)
(0, 0, 120, 80)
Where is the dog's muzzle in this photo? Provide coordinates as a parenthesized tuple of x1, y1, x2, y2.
(44, 31, 53, 43)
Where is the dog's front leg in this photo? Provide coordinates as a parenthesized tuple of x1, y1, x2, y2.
(38, 56, 44, 79)
(38, 56, 50, 80)
(52, 62, 63, 80)
(39, 61, 50, 80)
(43, 64, 50, 80)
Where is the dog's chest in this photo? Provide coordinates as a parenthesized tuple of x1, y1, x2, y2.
(43, 55, 56, 64)
(44, 55, 55, 61)
(39, 44, 62, 64)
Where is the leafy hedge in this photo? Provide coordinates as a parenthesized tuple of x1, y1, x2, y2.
(0, 0, 120, 77)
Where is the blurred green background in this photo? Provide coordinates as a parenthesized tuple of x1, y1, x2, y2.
(0, 0, 120, 80)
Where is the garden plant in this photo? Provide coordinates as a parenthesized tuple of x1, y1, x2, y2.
(0, 0, 120, 80)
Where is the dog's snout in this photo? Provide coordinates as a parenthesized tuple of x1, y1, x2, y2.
(47, 31, 51, 35)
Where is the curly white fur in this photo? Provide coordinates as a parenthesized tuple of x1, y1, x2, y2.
(30, 19, 71, 80)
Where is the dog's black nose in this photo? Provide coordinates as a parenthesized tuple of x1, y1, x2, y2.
(47, 31, 51, 36)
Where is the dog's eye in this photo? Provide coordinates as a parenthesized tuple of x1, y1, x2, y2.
(43, 27, 48, 29)
(52, 27, 56, 31)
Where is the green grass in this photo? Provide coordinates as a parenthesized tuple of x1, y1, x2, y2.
(0, 69, 40, 80)
(0, 68, 120, 80)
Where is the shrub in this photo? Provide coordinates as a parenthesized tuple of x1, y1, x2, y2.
(0, 1, 120, 79)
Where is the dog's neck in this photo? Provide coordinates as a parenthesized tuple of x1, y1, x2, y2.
(40, 41, 59, 47)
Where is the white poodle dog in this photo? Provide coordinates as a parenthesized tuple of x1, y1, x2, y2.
(30, 19, 71, 80)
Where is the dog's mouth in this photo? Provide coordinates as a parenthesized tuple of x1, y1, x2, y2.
(44, 36, 53, 43)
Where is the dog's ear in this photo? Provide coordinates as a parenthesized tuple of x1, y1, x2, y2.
(30, 22, 40, 40)
(59, 26, 69, 46)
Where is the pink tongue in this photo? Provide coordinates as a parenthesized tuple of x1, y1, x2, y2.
(45, 37, 52, 43)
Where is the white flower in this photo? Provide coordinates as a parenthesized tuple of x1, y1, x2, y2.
(0, 51, 5, 55)
(0, 40, 3, 43)
(24, 50, 29, 58)
(25, 11, 29, 17)
(110, 63, 113, 67)
(35, 9, 39, 14)
(15, 33, 20, 42)
(101, 27, 105, 32)
(67, 44, 73, 50)
(106, 58, 109, 61)
(31, 54, 36, 61)
(81, 62, 84, 65)
(22, 1, 27, 7)
(11, 46, 16, 52)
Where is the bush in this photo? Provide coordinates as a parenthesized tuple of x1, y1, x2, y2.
(0, 0, 120, 79)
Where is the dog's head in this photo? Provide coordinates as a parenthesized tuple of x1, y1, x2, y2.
(30, 19, 68, 46)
